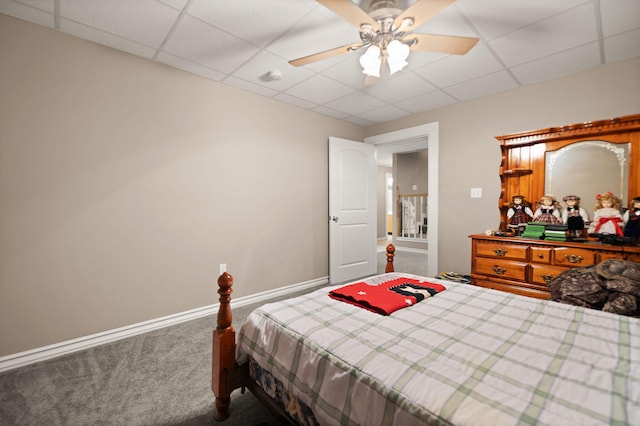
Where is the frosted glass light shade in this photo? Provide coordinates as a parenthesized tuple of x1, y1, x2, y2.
(387, 40, 410, 75)
(359, 45, 382, 77)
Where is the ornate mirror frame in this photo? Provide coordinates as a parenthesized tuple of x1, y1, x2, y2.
(495, 114, 640, 231)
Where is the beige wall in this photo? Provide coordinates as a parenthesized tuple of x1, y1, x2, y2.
(367, 56, 640, 275)
(395, 151, 428, 195)
(0, 15, 364, 356)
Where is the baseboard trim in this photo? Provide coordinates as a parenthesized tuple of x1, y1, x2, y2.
(0, 276, 329, 373)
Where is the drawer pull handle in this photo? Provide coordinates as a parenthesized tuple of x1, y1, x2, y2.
(493, 249, 507, 256)
(541, 274, 555, 283)
(565, 254, 584, 264)
(538, 253, 544, 259)
(492, 266, 507, 275)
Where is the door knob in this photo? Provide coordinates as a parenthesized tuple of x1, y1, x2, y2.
(330, 216, 339, 222)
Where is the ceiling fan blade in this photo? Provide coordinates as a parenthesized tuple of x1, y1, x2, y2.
(407, 33, 479, 55)
(393, 0, 455, 32)
(318, 0, 379, 31)
(289, 43, 364, 67)
(363, 74, 379, 87)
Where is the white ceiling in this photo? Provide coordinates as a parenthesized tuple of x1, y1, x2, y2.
(2, 0, 640, 127)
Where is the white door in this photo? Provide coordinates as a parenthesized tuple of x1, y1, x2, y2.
(329, 137, 377, 284)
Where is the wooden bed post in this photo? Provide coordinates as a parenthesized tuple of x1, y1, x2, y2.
(385, 243, 395, 272)
(212, 272, 236, 421)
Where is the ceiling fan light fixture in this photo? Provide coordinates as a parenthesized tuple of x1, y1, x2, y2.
(395, 17, 414, 32)
(360, 45, 382, 77)
(387, 40, 410, 74)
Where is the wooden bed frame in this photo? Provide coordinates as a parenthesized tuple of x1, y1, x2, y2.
(211, 243, 396, 421)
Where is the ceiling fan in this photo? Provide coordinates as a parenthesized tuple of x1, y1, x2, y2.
(289, 0, 479, 78)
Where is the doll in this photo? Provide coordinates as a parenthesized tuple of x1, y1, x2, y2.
(506, 195, 533, 235)
(533, 194, 562, 225)
(623, 196, 640, 241)
(561, 195, 589, 238)
(588, 191, 624, 236)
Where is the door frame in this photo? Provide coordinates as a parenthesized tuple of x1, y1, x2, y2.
(365, 121, 439, 277)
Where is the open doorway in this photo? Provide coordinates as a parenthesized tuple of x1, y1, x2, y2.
(366, 122, 438, 277)
(393, 150, 428, 245)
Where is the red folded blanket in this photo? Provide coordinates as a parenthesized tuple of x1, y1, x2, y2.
(329, 277, 446, 315)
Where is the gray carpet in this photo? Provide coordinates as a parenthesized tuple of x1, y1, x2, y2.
(0, 250, 427, 425)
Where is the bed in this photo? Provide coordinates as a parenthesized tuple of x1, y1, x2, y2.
(211, 245, 640, 425)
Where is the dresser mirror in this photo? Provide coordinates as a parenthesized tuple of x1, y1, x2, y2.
(545, 141, 630, 209)
(496, 114, 640, 232)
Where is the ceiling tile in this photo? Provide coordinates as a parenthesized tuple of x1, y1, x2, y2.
(155, 0, 190, 11)
(413, 2, 479, 38)
(155, 51, 226, 81)
(489, 2, 598, 67)
(162, 14, 260, 74)
(312, 105, 349, 119)
(510, 43, 601, 85)
(405, 50, 450, 69)
(273, 92, 319, 110)
(60, 19, 157, 58)
(364, 71, 436, 103)
(355, 104, 411, 123)
(284, 74, 355, 105)
(61, 0, 179, 48)
(322, 55, 369, 89)
(414, 43, 503, 87)
(456, 0, 589, 40)
(186, 0, 315, 48)
(600, 0, 640, 37)
(605, 28, 640, 63)
(343, 115, 374, 126)
(444, 70, 519, 100)
(230, 50, 315, 91)
(223, 75, 279, 97)
(0, 1, 54, 27)
(265, 5, 361, 67)
(326, 91, 386, 114)
(11, 0, 54, 13)
(394, 90, 457, 113)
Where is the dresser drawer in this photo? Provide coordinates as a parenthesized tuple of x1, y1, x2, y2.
(553, 247, 595, 266)
(474, 257, 527, 281)
(597, 252, 625, 262)
(530, 264, 566, 286)
(475, 241, 528, 260)
(530, 247, 552, 264)
(622, 252, 640, 263)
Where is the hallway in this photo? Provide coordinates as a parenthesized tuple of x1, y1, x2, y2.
(377, 239, 428, 276)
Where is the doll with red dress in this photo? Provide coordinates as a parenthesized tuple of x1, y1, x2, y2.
(506, 195, 533, 236)
(588, 191, 624, 236)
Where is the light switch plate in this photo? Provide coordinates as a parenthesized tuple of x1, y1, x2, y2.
(470, 188, 482, 198)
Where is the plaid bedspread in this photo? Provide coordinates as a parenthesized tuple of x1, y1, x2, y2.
(236, 273, 640, 426)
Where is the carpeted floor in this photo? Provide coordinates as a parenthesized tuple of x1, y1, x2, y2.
(0, 250, 427, 425)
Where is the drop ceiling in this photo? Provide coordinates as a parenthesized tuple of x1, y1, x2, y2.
(1, 0, 639, 126)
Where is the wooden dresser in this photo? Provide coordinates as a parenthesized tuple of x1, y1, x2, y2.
(470, 234, 640, 299)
